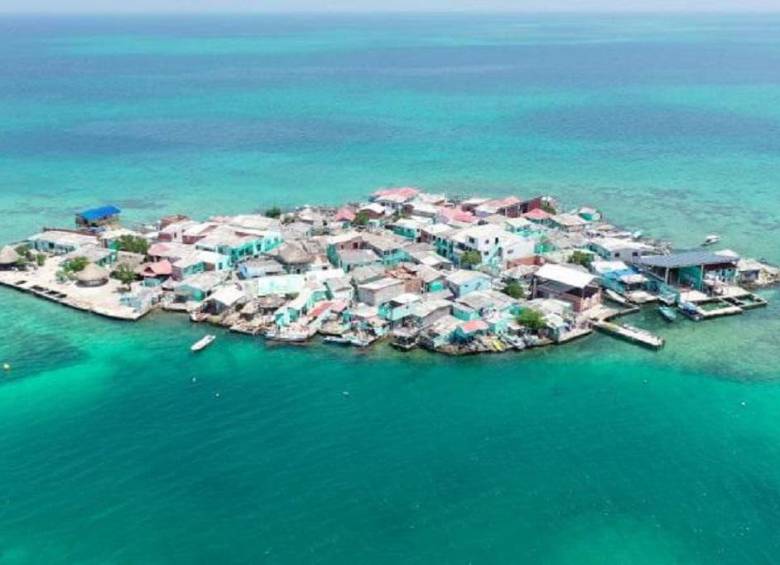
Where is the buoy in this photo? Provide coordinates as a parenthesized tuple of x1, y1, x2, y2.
(2, 363, 10, 371)
(215, 392, 220, 398)
(342, 391, 350, 397)
(191, 377, 197, 383)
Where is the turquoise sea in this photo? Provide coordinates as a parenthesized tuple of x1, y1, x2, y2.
(1, 14, 780, 564)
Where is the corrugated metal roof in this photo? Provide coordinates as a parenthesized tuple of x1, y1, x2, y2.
(636, 251, 739, 269)
(77, 205, 121, 222)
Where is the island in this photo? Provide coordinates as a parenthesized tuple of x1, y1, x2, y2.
(1, 188, 777, 355)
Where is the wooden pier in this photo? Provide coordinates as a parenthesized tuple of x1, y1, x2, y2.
(593, 321, 665, 350)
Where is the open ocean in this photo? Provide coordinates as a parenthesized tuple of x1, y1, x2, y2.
(1, 13, 780, 564)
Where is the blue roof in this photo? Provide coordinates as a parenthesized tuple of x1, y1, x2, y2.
(77, 205, 121, 222)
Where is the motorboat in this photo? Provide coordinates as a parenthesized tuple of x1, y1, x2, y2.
(702, 234, 720, 246)
(658, 305, 677, 322)
(191, 334, 216, 352)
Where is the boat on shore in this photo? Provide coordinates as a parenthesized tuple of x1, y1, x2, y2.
(191, 334, 216, 352)
(605, 289, 629, 306)
(323, 335, 351, 345)
(658, 305, 677, 322)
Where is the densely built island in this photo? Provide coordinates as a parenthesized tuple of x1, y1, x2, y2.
(1, 188, 777, 354)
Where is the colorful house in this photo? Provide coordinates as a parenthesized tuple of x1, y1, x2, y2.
(445, 270, 492, 298)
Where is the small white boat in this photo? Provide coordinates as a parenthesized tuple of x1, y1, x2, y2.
(191, 334, 216, 352)
(702, 234, 720, 246)
(605, 289, 629, 306)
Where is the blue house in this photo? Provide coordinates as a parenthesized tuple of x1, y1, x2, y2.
(445, 270, 492, 298)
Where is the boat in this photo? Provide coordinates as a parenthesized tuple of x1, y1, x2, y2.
(191, 334, 216, 352)
(658, 305, 677, 322)
(323, 335, 351, 345)
(605, 289, 629, 306)
(702, 234, 720, 246)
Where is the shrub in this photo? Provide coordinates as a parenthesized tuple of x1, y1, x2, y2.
(517, 308, 546, 332)
(63, 256, 89, 273)
(569, 250, 593, 268)
(265, 206, 282, 219)
(116, 234, 149, 255)
(353, 211, 370, 226)
(503, 280, 525, 299)
(460, 250, 482, 269)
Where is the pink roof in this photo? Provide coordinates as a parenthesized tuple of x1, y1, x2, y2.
(372, 187, 419, 200)
(524, 208, 552, 221)
(148, 243, 171, 256)
(330, 300, 348, 313)
(139, 260, 172, 277)
(460, 320, 489, 333)
(496, 196, 521, 207)
(437, 206, 476, 223)
(334, 207, 356, 222)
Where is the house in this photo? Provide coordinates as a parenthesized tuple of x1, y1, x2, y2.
(138, 260, 173, 285)
(251, 274, 306, 297)
(204, 284, 246, 314)
(392, 218, 426, 241)
(408, 298, 452, 328)
(452, 289, 518, 321)
(420, 223, 454, 245)
(474, 196, 522, 218)
(523, 208, 553, 225)
(361, 233, 410, 267)
(195, 227, 282, 264)
(358, 203, 387, 221)
(588, 237, 653, 262)
(238, 257, 285, 279)
(591, 260, 651, 302)
(531, 263, 601, 312)
(325, 232, 363, 266)
(453, 319, 489, 343)
(448, 224, 536, 269)
(356, 277, 405, 306)
(445, 270, 492, 297)
(406, 263, 446, 292)
(350, 264, 387, 285)
(549, 213, 589, 233)
(379, 293, 422, 323)
(64, 244, 116, 267)
(273, 241, 315, 274)
(635, 251, 739, 291)
(371, 187, 419, 211)
(75, 205, 121, 229)
(324, 276, 354, 302)
(336, 248, 383, 272)
(176, 272, 226, 302)
(420, 315, 462, 348)
(28, 231, 98, 255)
(436, 206, 477, 226)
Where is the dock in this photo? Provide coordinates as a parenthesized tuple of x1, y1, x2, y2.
(593, 321, 665, 350)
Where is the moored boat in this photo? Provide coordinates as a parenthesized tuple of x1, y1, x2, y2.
(702, 234, 720, 246)
(191, 334, 216, 352)
(658, 305, 677, 322)
(605, 289, 629, 306)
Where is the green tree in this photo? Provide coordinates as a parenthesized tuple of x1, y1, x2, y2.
(63, 256, 89, 273)
(14, 244, 33, 261)
(113, 263, 137, 290)
(460, 250, 482, 269)
(35, 254, 46, 267)
(503, 280, 525, 299)
(541, 201, 557, 215)
(265, 206, 282, 219)
(353, 211, 370, 227)
(568, 250, 593, 268)
(116, 235, 149, 255)
(517, 308, 546, 332)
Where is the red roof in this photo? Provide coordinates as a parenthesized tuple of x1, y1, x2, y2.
(308, 301, 332, 318)
(524, 208, 552, 221)
(460, 320, 489, 333)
